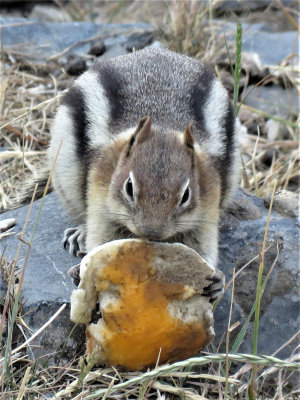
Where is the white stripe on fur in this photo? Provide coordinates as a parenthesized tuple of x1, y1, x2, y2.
(76, 71, 111, 148)
(203, 79, 228, 156)
(48, 105, 86, 223)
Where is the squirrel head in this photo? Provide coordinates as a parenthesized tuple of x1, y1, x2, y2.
(108, 116, 213, 241)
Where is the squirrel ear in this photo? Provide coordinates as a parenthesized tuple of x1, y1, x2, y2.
(126, 116, 152, 157)
(184, 123, 194, 150)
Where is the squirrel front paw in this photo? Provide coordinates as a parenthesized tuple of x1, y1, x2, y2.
(63, 226, 87, 257)
(68, 264, 81, 286)
(202, 268, 225, 303)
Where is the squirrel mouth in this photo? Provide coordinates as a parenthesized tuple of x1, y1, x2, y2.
(115, 222, 169, 242)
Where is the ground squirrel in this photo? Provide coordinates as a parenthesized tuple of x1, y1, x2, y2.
(48, 48, 240, 299)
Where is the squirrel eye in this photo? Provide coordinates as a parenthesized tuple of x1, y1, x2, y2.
(125, 177, 134, 201)
(180, 187, 190, 206)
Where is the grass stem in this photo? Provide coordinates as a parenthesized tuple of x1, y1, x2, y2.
(249, 180, 277, 397)
(233, 23, 242, 116)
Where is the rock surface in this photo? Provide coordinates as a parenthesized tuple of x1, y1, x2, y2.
(2, 15, 298, 70)
(244, 85, 299, 118)
(215, 20, 299, 67)
(218, 190, 299, 358)
(216, 0, 294, 13)
(0, 193, 85, 364)
(0, 16, 155, 63)
(264, 190, 299, 219)
(1, 189, 299, 363)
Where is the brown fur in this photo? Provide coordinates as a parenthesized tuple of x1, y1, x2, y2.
(86, 117, 221, 267)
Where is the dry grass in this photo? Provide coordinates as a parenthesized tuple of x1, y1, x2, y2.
(0, 61, 71, 209)
(0, 0, 299, 399)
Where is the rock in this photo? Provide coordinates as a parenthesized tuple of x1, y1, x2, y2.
(264, 190, 299, 218)
(244, 85, 299, 119)
(238, 108, 266, 136)
(89, 39, 106, 56)
(215, 20, 299, 67)
(65, 55, 87, 76)
(0, 217, 16, 232)
(261, 148, 278, 167)
(241, 52, 268, 77)
(226, 195, 262, 221)
(97, 44, 128, 61)
(1, 189, 299, 365)
(0, 192, 84, 364)
(0, 16, 155, 63)
(149, 40, 165, 49)
(266, 119, 289, 141)
(125, 31, 154, 52)
(216, 0, 294, 13)
(217, 190, 299, 359)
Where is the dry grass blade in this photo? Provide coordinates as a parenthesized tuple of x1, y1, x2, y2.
(0, 150, 47, 160)
(249, 180, 277, 398)
(162, 0, 219, 60)
(0, 93, 65, 131)
(275, 0, 300, 32)
(261, 353, 300, 377)
(224, 267, 236, 398)
(76, 354, 299, 399)
(16, 366, 31, 400)
(153, 380, 208, 400)
(0, 63, 66, 210)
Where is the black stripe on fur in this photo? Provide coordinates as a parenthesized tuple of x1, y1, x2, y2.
(218, 100, 235, 204)
(62, 86, 90, 158)
(61, 86, 90, 202)
(190, 69, 214, 135)
(96, 64, 126, 130)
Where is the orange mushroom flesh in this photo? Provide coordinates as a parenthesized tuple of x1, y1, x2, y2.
(86, 242, 209, 370)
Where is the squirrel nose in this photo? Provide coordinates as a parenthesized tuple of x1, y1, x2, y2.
(141, 228, 163, 241)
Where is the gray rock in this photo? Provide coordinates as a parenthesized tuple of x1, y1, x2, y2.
(97, 44, 128, 62)
(0, 16, 155, 63)
(261, 148, 278, 167)
(244, 85, 299, 118)
(125, 31, 154, 52)
(65, 55, 87, 76)
(266, 119, 289, 141)
(216, 0, 294, 13)
(1, 189, 299, 364)
(149, 40, 165, 49)
(217, 190, 299, 359)
(264, 190, 299, 218)
(226, 196, 262, 221)
(0, 192, 84, 364)
(215, 20, 299, 66)
(0, 192, 78, 305)
(89, 39, 106, 57)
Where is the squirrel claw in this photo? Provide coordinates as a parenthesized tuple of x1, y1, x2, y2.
(63, 226, 86, 257)
(203, 268, 225, 303)
(68, 264, 81, 286)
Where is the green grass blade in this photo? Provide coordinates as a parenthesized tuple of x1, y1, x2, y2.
(231, 241, 280, 354)
(233, 23, 242, 116)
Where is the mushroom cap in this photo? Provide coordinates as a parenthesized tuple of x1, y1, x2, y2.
(71, 239, 215, 370)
